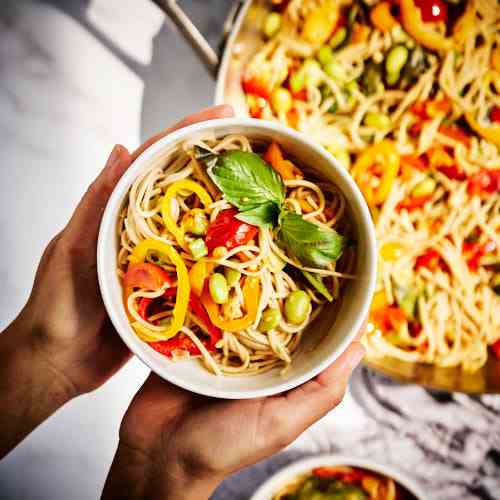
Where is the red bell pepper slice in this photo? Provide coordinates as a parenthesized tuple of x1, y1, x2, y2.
(463, 240, 496, 271)
(397, 195, 432, 212)
(492, 339, 500, 360)
(490, 106, 500, 123)
(467, 169, 500, 196)
(206, 208, 259, 253)
(437, 164, 467, 181)
(414, 0, 448, 23)
(312, 467, 364, 484)
(401, 154, 428, 171)
(242, 76, 271, 100)
(438, 125, 471, 147)
(148, 289, 222, 358)
(189, 293, 222, 349)
(415, 248, 449, 272)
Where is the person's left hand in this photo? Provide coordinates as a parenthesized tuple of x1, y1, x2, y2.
(10, 104, 235, 399)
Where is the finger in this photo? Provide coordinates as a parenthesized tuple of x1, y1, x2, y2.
(64, 144, 132, 247)
(267, 342, 365, 443)
(131, 104, 234, 161)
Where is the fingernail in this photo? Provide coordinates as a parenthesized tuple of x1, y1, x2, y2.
(106, 145, 122, 166)
(344, 343, 365, 375)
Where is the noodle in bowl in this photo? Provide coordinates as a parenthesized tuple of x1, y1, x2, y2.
(97, 118, 376, 398)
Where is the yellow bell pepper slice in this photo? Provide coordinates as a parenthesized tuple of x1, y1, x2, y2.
(201, 276, 261, 332)
(129, 239, 190, 341)
(189, 259, 214, 297)
(400, 0, 454, 52)
(161, 180, 213, 248)
(465, 113, 500, 148)
(351, 140, 400, 207)
(302, 0, 339, 45)
(371, 291, 388, 312)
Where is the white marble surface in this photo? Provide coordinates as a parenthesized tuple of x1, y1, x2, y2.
(0, 2, 498, 500)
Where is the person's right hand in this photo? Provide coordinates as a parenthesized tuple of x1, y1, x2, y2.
(102, 339, 365, 500)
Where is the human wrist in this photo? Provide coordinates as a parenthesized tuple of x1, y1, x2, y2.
(102, 441, 222, 500)
(0, 313, 75, 457)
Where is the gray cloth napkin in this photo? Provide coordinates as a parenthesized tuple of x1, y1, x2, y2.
(212, 368, 500, 500)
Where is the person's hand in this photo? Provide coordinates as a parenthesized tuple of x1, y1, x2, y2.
(0, 105, 234, 458)
(102, 339, 365, 500)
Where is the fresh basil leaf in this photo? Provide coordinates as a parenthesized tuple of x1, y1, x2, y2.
(302, 270, 334, 302)
(278, 211, 344, 268)
(236, 202, 280, 229)
(209, 150, 285, 211)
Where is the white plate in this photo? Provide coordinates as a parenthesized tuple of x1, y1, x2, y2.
(250, 454, 429, 500)
(97, 118, 376, 399)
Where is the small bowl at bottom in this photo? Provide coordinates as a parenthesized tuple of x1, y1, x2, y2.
(249, 454, 429, 500)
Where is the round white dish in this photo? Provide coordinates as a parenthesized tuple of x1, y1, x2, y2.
(249, 454, 429, 500)
(97, 117, 376, 399)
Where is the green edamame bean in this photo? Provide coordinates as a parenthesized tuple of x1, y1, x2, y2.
(209, 273, 229, 304)
(258, 307, 281, 332)
(284, 290, 311, 325)
(224, 267, 241, 288)
(303, 59, 323, 87)
(188, 238, 208, 260)
(263, 12, 281, 38)
(364, 112, 392, 130)
(317, 45, 334, 66)
(289, 70, 306, 94)
(324, 60, 347, 82)
(270, 87, 293, 113)
(385, 45, 409, 84)
(411, 177, 436, 197)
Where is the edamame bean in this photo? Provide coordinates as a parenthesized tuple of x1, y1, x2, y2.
(411, 177, 436, 197)
(317, 45, 334, 66)
(209, 273, 229, 304)
(270, 87, 293, 114)
(284, 290, 311, 325)
(364, 112, 392, 130)
(263, 12, 281, 38)
(188, 238, 208, 260)
(303, 59, 323, 87)
(324, 60, 347, 82)
(182, 209, 208, 236)
(385, 45, 409, 85)
(289, 70, 306, 94)
(258, 307, 281, 332)
(224, 267, 241, 288)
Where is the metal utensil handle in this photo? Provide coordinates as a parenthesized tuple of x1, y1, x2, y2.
(151, 0, 218, 74)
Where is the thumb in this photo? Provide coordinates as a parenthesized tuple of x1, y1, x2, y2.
(64, 144, 131, 247)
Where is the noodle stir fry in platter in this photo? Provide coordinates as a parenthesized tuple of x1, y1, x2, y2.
(243, 0, 500, 372)
(117, 134, 355, 376)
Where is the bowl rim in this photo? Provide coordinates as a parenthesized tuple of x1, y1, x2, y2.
(248, 453, 430, 500)
(97, 117, 377, 399)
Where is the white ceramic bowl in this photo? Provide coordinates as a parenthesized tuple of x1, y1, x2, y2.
(97, 118, 376, 399)
(250, 454, 429, 500)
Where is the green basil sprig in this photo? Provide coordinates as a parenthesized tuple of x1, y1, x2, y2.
(198, 147, 344, 268)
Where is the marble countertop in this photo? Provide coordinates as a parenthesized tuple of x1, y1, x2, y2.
(0, 1, 498, 499)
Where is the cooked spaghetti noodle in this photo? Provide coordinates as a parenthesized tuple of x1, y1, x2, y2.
(117, 134, 354, 375)
(243, 0, 500, 371)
